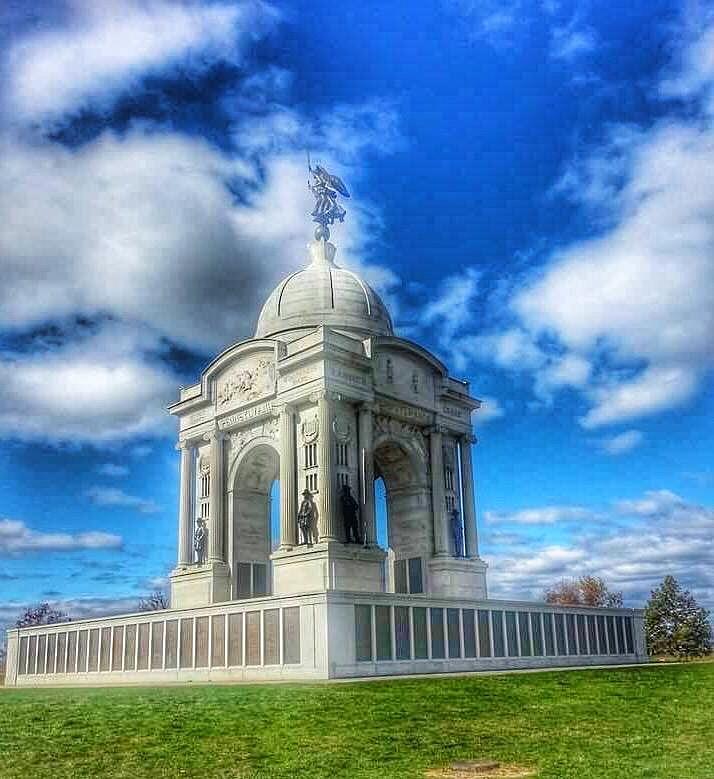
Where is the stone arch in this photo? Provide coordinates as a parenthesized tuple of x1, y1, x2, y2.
(373, 434, 432, 593)
(228, 439, 280, 598)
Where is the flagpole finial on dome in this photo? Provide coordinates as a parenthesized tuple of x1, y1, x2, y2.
(307, 154, 350, 242)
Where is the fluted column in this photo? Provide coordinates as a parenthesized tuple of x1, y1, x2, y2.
(176, 440, 194, 567)
(429, 426, 449, 556)
(208, 430, 225, 563)
(358, 403, 376, 546)
(460, 434, 479, 558)
(317, 393, 338, 541)
(279, 406, 297, 549)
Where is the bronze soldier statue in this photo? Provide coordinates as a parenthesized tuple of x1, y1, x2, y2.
(340, 484, 361, 544)
(297, 489, 317, 546)
(451, 508, 464, 558)
(193, 517, 207, 564)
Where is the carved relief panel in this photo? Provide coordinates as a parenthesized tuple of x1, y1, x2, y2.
(215, 354, 276, 412)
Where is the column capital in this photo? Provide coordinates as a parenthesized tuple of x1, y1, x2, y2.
(203, 428, 226, 443)
(359, 401, 378, 415)
(175, 439, 191, 451)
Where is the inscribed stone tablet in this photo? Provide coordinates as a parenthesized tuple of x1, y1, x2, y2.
(505, 611, 518, 657)
(624, 617, 635, 654)
(165, 620, 178, 669)
(263, 609, 279, 665)
(394, 559, 407, 594)
(112, 626, 124, 671)
(77, 630, 88, 672)
(477, 610, 491, 658)
(253, 564, 267, 597)
(492, 611, 505, 657)
(554, 613, 567, 655)
(18, 636, 28, 675)
(447, 609, 460, 659)
(566, 613, 577, 655)
(37, 635, 47, 674)
(430, 608, 445, 659)
(606, 615, 617, 654)
(195, 616, 209, 667)
(543, 613, 555, 656)
(100, 627, 111, 671)
(46, 634, 56, 674)
(179, 618, 194, 668)
(518, 612, 531, 657)
(375, 605, 392, 661)
(228, 613, 243, 666)
(211, 615, 226, 667)
(237, 563, 252, 598)
(150, 622, 164, 670)
(245, 611, 261, 665)
(88, 629, 100, 672)
(124, 625, 137, 670)
(354, 605, 372, 662)
(463, 609, 476, 658)
(56, 632, 67, 673)
(587, 615, 598, 655)
(577, 614, 587, 655)
(616, 616, 626, 655)
(67, 631, 78, 672)
(28, 635, 37, 674)
(394, 606, 410, 660)
(531, 614, 544, 656)
(596, 615, 607, 653)
(282, 607, 300, 665)
(408, 557, 424, 594)
(137, 623, 150, 670)
(413, 607, 428, 659)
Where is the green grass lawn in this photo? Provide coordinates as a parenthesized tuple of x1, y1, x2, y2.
(0, 663, 712, 778)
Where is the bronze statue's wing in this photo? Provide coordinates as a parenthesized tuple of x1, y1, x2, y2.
(326, 172, 350, 198)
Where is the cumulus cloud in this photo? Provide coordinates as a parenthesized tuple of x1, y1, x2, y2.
(484, 490, 714, 608)
(0, 321, 176, 443)
(3, 0, 280, 124)
(550, 16, 598, 62)
(96, 463, 130, 477)
(485, 505, 596, 525)
(474, 396, 504, 423)
(86, 486, 160, 514)
(0, 518, 122, 555)
(597, 429, 644, 455)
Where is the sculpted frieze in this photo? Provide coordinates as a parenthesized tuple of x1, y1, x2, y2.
(216, 359, 275, 409)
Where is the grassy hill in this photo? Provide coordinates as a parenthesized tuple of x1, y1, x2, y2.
(1, 663, 712, 778)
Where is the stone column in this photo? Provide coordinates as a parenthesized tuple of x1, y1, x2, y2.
(176, 440, 194, 567)
(317, 393, 338, 541)
(208, 430, 225, 563)
(429, 426, 449, 556)
(358, 403, 376, 546)
(279, 406, 297, 549)
(460, 435, 479, 558)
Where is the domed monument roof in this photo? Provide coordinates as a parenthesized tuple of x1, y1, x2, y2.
(255, 160, 393, 339)
(255, 240, 394, 338)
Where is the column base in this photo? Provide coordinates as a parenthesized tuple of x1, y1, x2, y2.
(271, 542, 387, 596)
(170, 562, 231, 608)
(427, 556, 488, 599)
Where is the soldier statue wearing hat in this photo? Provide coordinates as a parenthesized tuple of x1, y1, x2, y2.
(297, 489, 318, 546)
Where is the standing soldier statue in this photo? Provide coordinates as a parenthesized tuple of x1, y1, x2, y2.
(451, 508, 464, 558)
(339, 483, 361, 544)
(193, 517, 207, 565)
(297, 489, 318, 546)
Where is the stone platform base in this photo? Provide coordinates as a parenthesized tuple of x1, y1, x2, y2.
(428, 556, 488, 599)
(170, 562, 231, 608)
(271, 542, 387, 596)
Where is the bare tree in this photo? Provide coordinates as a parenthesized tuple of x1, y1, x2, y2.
(16, 602, 70, 627)
(544, 576, 623, 608)
(138, 590, 169, 611)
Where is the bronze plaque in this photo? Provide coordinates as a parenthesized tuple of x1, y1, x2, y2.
(88, 629, 100, 671)
(56, 632, 67, 673)
(37, 635, 47, 674)
(195, 616, 209, 667)
(211, 615, 226, 667)
(179, 618, 194, 668)
(46, 634, 57, 674)
(165, 620, 178, 669)
(228, 613, 243, 666)
(375, 605, 392, 662)
(28, 635, 37, 674)
(245, 611, 261, 665)
(137, 623, 150, 670)
(77, 630, 88, 672)
(282, 607, 300, 665)
(395, 606, 410, 661)
(263, 609, 279, 665)
(67, 631, 78, 672)
(124, 625, 137, 670)
(100, 627, 111, 671)
(151, 622, 164, 669)
(18, 636, 28, 675)
(112, 627, 124, 671)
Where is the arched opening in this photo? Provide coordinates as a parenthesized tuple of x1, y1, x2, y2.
(230, 443, 279, 599)
(373, 438, 431, 595)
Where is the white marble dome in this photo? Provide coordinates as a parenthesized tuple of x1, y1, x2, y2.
(255, 240, 393, 338)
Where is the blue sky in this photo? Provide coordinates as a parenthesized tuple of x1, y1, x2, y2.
(1, 0, 713, 630)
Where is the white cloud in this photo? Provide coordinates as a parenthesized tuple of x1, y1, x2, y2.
(97, 463, 130, 477)
(550, 17, 598, 62)
(598, 429, 644, 455)
(0, 518, 122, 555)
(463, 328, 546, 372)
(0, 322, 176, 443)
(484, 491, 714, 607)
(475, 396, 504, 423)
(3, 0, 280, 124)
(86, 486, 160, 514)
(422, 267, 481, 342)
(445, 0, 525, 47)
(485, 505, 596, 525)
